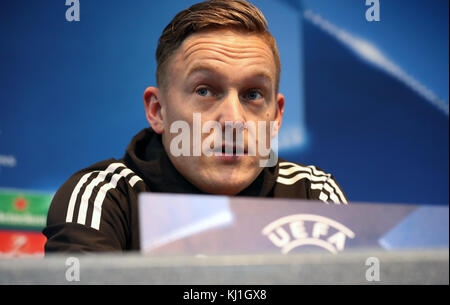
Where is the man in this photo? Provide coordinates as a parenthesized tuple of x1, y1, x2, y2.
(43, 0, 348, 252)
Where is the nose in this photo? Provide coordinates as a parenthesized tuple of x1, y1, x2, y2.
(217, 90, 246, 128)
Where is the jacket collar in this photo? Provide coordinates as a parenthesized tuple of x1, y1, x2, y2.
(123, 128, 278, 196)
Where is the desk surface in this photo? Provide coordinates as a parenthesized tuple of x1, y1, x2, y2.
(0, 249, 448, 284)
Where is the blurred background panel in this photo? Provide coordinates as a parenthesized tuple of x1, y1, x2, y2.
(289, 0, 449, 205)
(1, 0, 448, 207)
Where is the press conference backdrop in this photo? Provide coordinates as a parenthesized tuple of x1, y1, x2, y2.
(1, 1, 448, 205)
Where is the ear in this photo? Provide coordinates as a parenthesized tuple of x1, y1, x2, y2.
(272, 93, 285, 138)
(143, 86, 164, 134)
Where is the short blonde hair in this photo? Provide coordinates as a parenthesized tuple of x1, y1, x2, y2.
(156, 0, 281, 93)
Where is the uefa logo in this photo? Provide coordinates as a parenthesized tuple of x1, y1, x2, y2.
(262, 214, 355, 254)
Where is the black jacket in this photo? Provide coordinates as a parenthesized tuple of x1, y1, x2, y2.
(43, 128, 348, 252)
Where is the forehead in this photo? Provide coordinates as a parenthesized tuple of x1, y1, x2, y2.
(170, 29, 276, 81)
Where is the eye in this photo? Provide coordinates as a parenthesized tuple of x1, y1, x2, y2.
(196, 87, 212, 97)
(245, 90, 263, 101)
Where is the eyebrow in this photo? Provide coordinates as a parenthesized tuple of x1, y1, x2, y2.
(186, 63, 273, 85)
(185, 64, 218, 79)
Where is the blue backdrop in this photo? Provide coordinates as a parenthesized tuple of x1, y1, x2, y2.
(1, 0, 448, 205)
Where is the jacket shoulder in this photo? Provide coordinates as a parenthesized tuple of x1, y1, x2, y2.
(275, 158, 348, 204)
(43, 159, 145, 252)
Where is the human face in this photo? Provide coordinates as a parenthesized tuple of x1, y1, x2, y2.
(157, 29, 284, 195)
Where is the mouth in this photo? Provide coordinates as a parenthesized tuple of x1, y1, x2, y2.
(213, 144, 248, 157)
